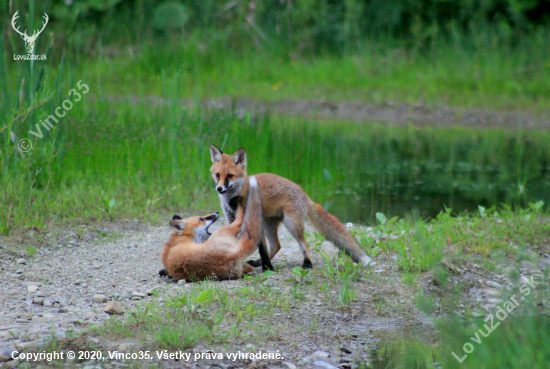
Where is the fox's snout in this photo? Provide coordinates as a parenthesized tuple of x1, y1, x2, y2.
(215, 178, 234, 194)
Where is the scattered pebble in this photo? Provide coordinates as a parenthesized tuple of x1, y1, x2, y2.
(93, 294, 108, 303)
(313, 360, 339, 369)
(485, 281, 502, 288)
(104, 301, 125, 315)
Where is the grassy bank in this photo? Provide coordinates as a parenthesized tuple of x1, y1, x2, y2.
(61, 204, 549, 368)
(2, 93, 550, 234)
(85, 33, 550, 111)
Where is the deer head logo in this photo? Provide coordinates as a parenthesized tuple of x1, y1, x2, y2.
(11, 11, 49, 54)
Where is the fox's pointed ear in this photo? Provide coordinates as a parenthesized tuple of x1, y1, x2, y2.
(210, 145, 223, 163)
(170, 219, 186, 235)
(233, 148, 247, 168)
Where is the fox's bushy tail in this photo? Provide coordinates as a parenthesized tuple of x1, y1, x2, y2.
(238, 176, 264, 255)
(307, 201, 373, 266)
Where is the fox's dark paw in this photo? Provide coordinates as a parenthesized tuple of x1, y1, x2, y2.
(159, 269, 169, 278)
(302, 258, 314, 269)
(246, 259, 263, 267)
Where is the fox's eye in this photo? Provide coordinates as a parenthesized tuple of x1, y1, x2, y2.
(199, 218, 204, 222)
(215, 173, 220, 179)
(227, 174, 233, 179)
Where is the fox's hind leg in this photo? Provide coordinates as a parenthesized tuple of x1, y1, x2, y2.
(242, 263, 255, 274)
(283, 215, 313, 269)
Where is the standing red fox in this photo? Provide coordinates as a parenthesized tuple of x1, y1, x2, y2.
(209, 145, 374, 269)
(159, 176, 264, 281)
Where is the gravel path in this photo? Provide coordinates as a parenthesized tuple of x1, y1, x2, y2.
(0, 221, 330, 352)
(105, 96, 550, 129)
(2, 215, 542, 367)
(0, 218, 420, 365)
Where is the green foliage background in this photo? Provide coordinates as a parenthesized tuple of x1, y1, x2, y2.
(3, 0, 550, 54)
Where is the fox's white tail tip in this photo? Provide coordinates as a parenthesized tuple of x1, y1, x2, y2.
(360, 255, 376, 268)
(249, 176, 258, 188)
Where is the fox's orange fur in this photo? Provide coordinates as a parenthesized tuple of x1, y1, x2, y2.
(160, 176, 263, 281)
(209, 145, 374, 268)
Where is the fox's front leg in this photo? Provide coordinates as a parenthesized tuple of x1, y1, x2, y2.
(222, 195, 241, 224)
(221, 201, 236, 224)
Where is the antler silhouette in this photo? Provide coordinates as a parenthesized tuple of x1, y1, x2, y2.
(11, 11, 27, 38)
(11, 11, 49, 53)
(28, 13, 49, 41)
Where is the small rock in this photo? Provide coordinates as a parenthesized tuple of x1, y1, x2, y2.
(16, 258, 27, 264)
(93, 294, 108, 303)
(340, 346, 352, 354)
(0, 331, 12, 340)
(483, 289, 499, 296)
(520, 276, 531, 285)
(281, 362, 297, 369)
(44, 300, 54, 307)
(27, 285, 38, 293)
(58, 308, 68, 313)
(313, 361, 338, 369)
(17, 340, 46, 349)
(178, 279, 186, 285)
(131, 292, 146, 298)
(0, 349, 18, 362)
(521, 260, 538, 272)
(313, 351, 330, 358)
(485, 281, 502, 288)
(147, 286, 161, 295)
(539, 258, 550, 271)
(104, 301, 125, 315)
(33, 298, 44, 305)
(82, 311, 97, 320)
(117, 343, 135, 351)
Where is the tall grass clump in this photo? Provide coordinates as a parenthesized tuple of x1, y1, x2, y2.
(2, 78, 550, 230)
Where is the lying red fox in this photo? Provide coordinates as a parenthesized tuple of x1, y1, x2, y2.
(159, 176, 264, 281)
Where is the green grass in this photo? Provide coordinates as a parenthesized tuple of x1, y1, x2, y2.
(84, 32, 550, 111)
(352, 202, 550, 272)
(365, 314, 550, 369)
(3, 21, 550, 234)
(90, 205, 549, 368)
(2, 90, 550, 232)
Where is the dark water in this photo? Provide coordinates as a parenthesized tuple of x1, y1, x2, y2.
(259, 122, 550, 225)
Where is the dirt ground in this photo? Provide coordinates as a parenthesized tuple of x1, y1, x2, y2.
(0, 218, 431, 367)
(1, 213, 524, 368)
(106, 96, 550, 129)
